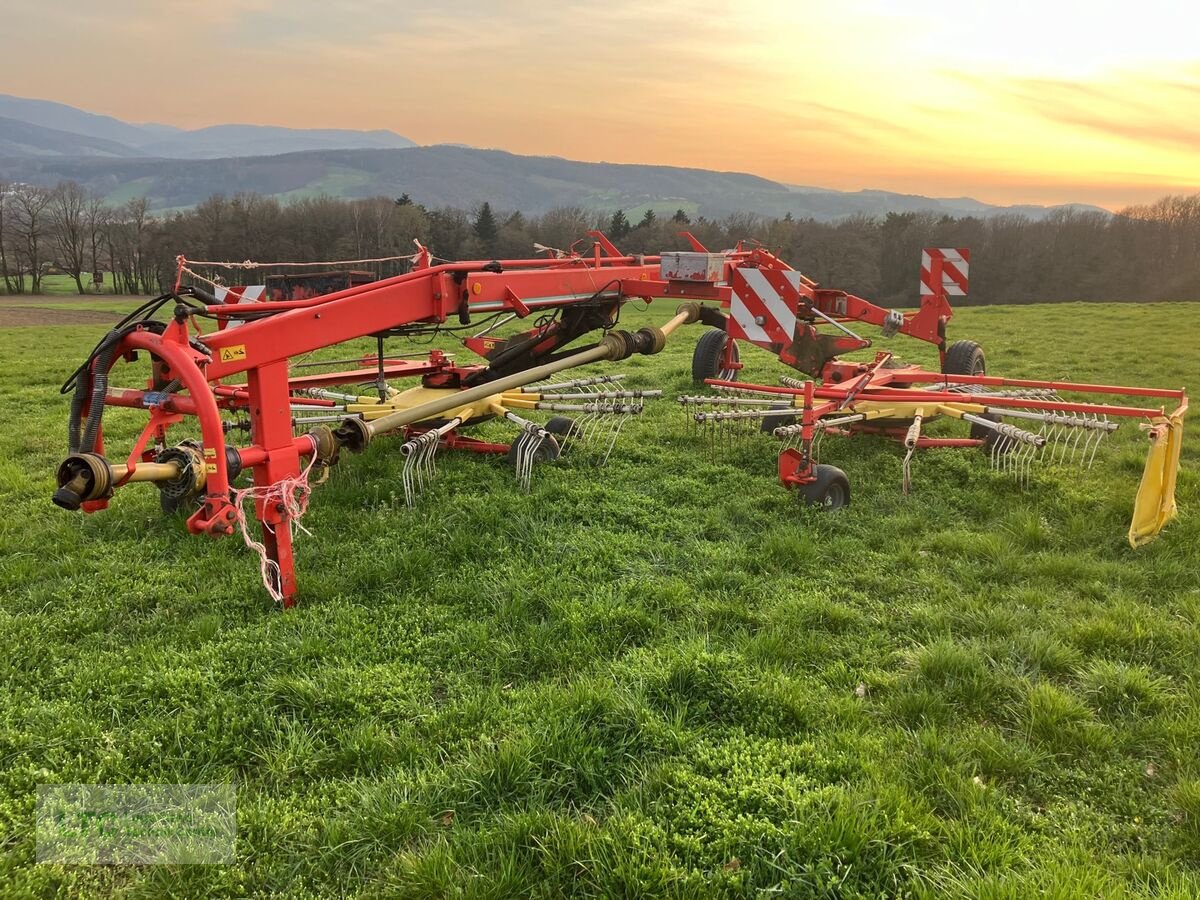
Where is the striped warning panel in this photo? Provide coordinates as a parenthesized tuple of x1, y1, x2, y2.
(213, 285, 266, 330)
(728, 267, 806, 346)
(920, 248, 969, 296)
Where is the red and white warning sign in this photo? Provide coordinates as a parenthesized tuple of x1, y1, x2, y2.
(728, 267, 807, 346)
(213, 285, 267, 330)
(920, 248, 969, 297)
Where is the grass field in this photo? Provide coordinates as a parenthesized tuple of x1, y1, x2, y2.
(0, 274, 121, 298)
(0, 298, 1198, 897)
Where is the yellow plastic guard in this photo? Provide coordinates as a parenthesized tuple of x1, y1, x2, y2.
(1129, 410, 1185, 547)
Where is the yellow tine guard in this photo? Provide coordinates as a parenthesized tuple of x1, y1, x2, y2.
(1129, 409, 1186, 547)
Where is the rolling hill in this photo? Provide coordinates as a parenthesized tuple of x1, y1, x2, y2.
(0, 92, 1105, 221)
(0, 94, 416, 159)
(0, 117, 143, 158)
(0, 145, 1104, 221)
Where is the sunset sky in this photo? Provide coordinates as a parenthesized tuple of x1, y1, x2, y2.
(3, 0, 1197, 209)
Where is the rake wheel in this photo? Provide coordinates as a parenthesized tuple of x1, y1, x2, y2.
(506, 431, 561, 467)
(942, 340, 986, 377)
(942, 340, 994, 442)
(543, 416, 582, 440)
(692, 329, 739, 383)
(799, 464, 851, 509)
(761, 409, 798, 433)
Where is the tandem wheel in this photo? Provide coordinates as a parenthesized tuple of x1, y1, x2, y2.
(691, 329, 740, 383)
(798, 464, 851, 509)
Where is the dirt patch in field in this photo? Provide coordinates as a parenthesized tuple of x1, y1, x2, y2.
(0, 306, 124, 327)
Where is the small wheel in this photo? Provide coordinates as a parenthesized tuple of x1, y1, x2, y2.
(969, 411, 998, 445)
(506, 431, 561, 467)
(942, 340, 986, 377)
(760, 408, 797, 434)
(543, 416, 581, 439)
(692, 329, 739, 383)
(798, 464, 851, 509)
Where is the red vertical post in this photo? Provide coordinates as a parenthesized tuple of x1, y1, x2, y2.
(246, 361, 302, 607)
(801, 380, 815, 477)
(927, 253, 947, 366)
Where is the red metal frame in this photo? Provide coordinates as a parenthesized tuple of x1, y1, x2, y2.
(61, 235, 767, 606)
(61, 233, 1186, 606)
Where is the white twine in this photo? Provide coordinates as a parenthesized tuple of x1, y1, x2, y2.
(230, 437, 319, 605)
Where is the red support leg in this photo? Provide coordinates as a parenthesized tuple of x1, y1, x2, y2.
(246, 361, 302, 607)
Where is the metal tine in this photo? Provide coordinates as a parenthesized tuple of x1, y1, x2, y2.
(1051, 418, 1073, 465)
(573, 409, 597, 454)
(401, 441, 419, 508)
(599, 411, 630, 466)
(422, 430, 439, 484)
(521, 425, 547, 491)
(1046, 424, 1062, 463)
(1086, 415, 1109, 469)
(516, 428, 529, 489)
(593, 404, 619, 465)
(1075, 424, 1096, 469)
(400, 431, 427, 508)
(1066, 424, 1087, 466)
(525, 374, 625, 394)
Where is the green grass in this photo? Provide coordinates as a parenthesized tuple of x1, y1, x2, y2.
(0, 301, 1198, 896)
(276, 167, 375, 204)
(1, 274, 122, 297)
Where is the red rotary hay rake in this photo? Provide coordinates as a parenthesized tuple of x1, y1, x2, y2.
(53, 235, 745, 605)
(680, 246, 1186, 542)
(53, 235, 1186, 606)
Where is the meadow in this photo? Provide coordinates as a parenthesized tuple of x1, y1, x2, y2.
(0, 296, 1198, 897)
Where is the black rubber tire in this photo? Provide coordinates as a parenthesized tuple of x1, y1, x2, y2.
(506, 431, 561, 467)
(760, 408, 798, 434)
(799, 464, 851, 509)
(942, 340, 986, 377)
(543, 416, 581, 439)
(941, 340, 998, 445)
(692, 328, 739, 383)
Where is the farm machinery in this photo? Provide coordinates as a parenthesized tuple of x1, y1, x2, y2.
(52, 236, 748, 605)
(679, 246, 1187, 545)
(52, 236, 1186, 607)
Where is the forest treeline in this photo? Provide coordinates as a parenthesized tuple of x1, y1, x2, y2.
(2, 181, 1198, 305)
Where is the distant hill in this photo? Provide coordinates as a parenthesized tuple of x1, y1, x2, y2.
(0, 94, 152, 147)
(0, 93, 1108, 221)
(0, 94, 416, 159)
(0, 116, 144, 158)
(135, 124, 417, 158)
(0, 144, 1106, 222)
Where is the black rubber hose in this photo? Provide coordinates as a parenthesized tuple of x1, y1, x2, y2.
(68, 377, 86, 453)
(69, 326, 124, 451)
(80, 342, 116, 453)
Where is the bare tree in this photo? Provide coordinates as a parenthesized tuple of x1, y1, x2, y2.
(0, 181, 15, 294)
(50, 181, 90, 293)
(9, 185, 53, 293)
(84, 193, 110, 292)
